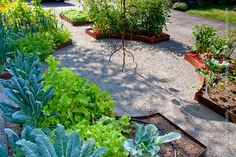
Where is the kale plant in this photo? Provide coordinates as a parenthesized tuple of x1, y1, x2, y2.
(4, 124, 106, 157)
(123, 123, 181, 157)
(0, 53, 54, 126)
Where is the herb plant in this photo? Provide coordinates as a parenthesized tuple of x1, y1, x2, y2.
(123, 123, 181, 157)
(41, 56, 116, 128)
(0, 53, 54, 126)
(71, 116, 131, 157)
(4, 124, 106, 157)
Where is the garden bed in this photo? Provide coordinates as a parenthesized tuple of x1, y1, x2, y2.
(85, 28, 170, 44)
(55, 39, 73, 50)
(185, 52, 236, 124)
(60, 15, 92, 26)
(130, 113, 207, 157)
(195, 78, 236, 124)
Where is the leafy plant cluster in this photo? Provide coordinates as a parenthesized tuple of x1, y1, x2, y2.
(0, 0, 71, 62)
(41, 55, 116, 128)
(60, 9, 89, 23)
(0, 124, 106, 157)
(70, 116, 131, 157)
(82, 0, 170, 35)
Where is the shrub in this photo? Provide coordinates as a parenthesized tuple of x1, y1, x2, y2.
(41, 56, 116, 128)
(83, 0, 170, 35)
(192, 24, 217, 53)
(135, 0, 170, 35)
(172, 2, 189, 11)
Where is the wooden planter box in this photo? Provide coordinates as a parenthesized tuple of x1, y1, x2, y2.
(85, 28, 170, 44)
(55, 39, 73, 50)
(185, 51, 236, 124)
(60, 15, 93, 26)
(128, 113, 207, 157)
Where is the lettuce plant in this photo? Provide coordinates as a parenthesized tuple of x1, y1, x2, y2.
(41, 56, 116, 128)
(0, 53, 54, 126)
(4, 124, 106, 157)
(71, 116, 131, 157)
(123, 123, 181, 157)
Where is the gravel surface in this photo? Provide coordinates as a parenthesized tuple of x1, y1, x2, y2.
(0, 1, 236, 156)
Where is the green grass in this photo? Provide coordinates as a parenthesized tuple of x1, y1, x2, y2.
(187, 5, 236, 24)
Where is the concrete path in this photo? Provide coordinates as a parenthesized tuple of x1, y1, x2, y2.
(0, 1, 236, 156)
(168, 10, 236, 46)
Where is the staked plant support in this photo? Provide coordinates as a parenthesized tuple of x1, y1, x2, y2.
(109, 0, 137, 72)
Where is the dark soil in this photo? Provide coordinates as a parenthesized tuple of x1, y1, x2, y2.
(209, 77, 236, 109)
(131, 114, 206, 157)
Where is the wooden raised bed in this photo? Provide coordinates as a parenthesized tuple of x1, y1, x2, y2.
(129, 113, 207, 157)
(60, 15, 93, 26)
(185, 51, 236, 124)
(85, 28, 170, 44)
(55, 39, 73, 50)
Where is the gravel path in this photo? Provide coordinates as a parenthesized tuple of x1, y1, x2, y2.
(0, 1, 236, 156)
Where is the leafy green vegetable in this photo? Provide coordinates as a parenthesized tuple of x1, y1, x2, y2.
(41, 55, 116, 128)
(5, 124, 106, 157)
(0, 53, 54, 126)
(13, 32, 55, 61)
(60, 9, 89, 23)
(70, 116, 131, 157)
(123, 123, 181, 157)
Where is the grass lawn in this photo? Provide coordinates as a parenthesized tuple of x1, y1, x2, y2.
(187, 5, 236, 24)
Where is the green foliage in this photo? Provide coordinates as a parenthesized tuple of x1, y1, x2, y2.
(5, 124, 106, 157)
(83, 0, 121, 34)
(135, 0, 170, 35)
(70, 116, 131, 157)
(50, 28, 71, 47)
(172, 2, 189, 11)
(60, 9, 89, 23)
(82, 0, 170, 35)
(192, 24, 217, 53)
(0, 53, 54, 126)
(123, 123, 181, 157)
(0, 147, 9, 157)
(13, 32, 55, 61)
(0, 0, 71, 60)
(41, 56, 116, 128)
